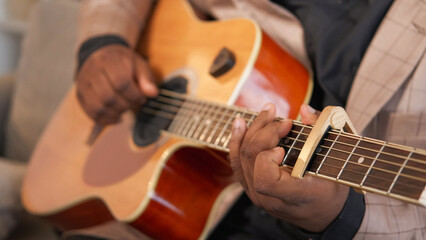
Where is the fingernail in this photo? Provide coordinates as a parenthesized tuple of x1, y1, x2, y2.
(233, 118, 242, 132)
(273, 146, 284, 153)
(262, 103, 273, 111)
(306, 104, 316, 114)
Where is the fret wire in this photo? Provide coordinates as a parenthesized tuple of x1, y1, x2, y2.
(185, 100, 207, 138)
(247, 114, 256, 127)
(313, 162, 423, 192)
(166, 100, 188, 134)
(214, 110, 238, 146)
(224, 112, 246, 148)
(151, 94, 422, 163)
(282, 126, 305, 166)
(178, 100, 199, 135)
(155, 90, 425, 159)
(207, 107, 230, 144)
(185, 101, 209, 139)
(316, 130, 341, 175)
(360, 144, 386, 187)
(143, 105, 426, 184)
(145, 105, 426, 173)
(278, 146, 424, 191)
(200, 105, 222, 142)
(167, 129, 423, 192)
(173, 100, 194, 135)
(194, 103, 216, 141)
(387, 150, 414, 194)
(336, 136, 362, 180)
(278, 143, 426, 184)
(294, 133, 426, 171)
(182, 101, 202, 138)
(143, 95, 426, 163)
(157, 90, 259, 124)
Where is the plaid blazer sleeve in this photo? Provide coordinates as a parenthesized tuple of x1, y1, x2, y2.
(77, 0, 155, 48)
(354, 193, 426, 240)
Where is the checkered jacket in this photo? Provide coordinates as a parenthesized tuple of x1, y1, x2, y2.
(79, 0, 426, 238)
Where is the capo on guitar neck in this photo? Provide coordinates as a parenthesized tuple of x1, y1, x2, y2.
(291, 106, 358, 179)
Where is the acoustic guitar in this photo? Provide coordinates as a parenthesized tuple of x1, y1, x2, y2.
(22, 0, 426, 239)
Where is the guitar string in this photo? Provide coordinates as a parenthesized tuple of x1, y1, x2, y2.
(164, 122, 422, 196)
(278, 140, 426, 183)
(286, 153, 426, 190)
(155, 90, 425, 160)
(144, 95, 426, 165)
(143, 100, 426, 168)
(142, 105, 426, 181)
(144, 97, 426, 165)
(253, 128, 426, 174)
(282, 149, 425, 193)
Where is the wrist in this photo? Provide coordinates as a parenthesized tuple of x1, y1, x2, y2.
(77, 34, 129, 71)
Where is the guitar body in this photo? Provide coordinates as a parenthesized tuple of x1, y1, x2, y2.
(22, 0, 311, 239)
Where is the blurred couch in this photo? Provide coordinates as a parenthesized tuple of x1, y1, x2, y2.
(0, 1, 80, 239)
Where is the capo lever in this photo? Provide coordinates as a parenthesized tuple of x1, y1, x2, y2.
(291, 106, 358, 179)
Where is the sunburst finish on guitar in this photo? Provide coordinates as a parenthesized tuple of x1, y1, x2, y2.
(22, 0, 311, 239)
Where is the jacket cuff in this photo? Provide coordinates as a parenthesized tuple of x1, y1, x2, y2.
(77, 35, 129, 71)
(282, 188, 365, 240)
(320, 187, 365, 239)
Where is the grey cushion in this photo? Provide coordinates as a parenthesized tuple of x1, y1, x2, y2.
(5, 0, 79, 162)
(0, 73, 15, 155)
(0, 1, 80, 239)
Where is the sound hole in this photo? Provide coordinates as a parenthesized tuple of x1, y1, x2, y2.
(133, 76, 188, 146)
(83, 76, 188, 186)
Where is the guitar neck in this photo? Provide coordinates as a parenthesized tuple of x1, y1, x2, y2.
(142, 89, 426, 207)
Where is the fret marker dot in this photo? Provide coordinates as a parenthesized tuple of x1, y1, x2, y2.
(358, 157, 365, 164)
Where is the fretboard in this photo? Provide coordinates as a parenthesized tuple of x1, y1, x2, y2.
(142, 89, 426, 206)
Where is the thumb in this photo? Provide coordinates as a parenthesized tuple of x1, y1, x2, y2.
(253, 147, 287, 197)
(300, 104, 320, 125)
(134, 54, 159, 97)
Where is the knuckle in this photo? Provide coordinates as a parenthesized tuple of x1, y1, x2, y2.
(240, 145, 255, 160)
(92, 106, 106, 119)
(253, 179, 269, 194)
(115, 78, 131, 93)
(229, 159, 241, 173)
(102, 94, 117, 107)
